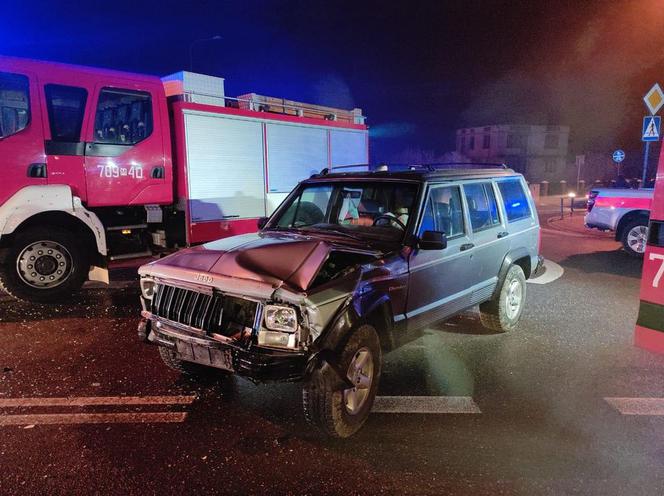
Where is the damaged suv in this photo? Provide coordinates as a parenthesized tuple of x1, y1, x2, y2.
(137, 165, 540, 437)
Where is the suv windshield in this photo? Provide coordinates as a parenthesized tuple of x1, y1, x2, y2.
(270, 181, 419, 243)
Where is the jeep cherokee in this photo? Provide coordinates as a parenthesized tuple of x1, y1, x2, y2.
(137, 164, 541, 437)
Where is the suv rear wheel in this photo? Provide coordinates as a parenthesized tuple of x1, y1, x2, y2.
(479, 264, 526, 332)
(303, 324, 381, 438)
(0, 226, 89, 303)
(621, 218, 648, 257)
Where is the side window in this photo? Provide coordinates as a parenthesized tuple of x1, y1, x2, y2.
(419, 185, 464, 238)
(0, 72, 30, 139)
(44, 84, 88, 142)
(463, 182, 501, 232)
(94, 88, 153, 145)
(497, 178, 532, 222)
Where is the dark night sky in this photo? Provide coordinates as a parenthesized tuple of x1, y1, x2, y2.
(2, 0, 663, 162)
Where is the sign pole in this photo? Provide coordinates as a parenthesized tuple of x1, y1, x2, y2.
(642, 140, 651, 185)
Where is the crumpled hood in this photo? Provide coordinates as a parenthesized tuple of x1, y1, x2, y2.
(141, 231, 375, 293)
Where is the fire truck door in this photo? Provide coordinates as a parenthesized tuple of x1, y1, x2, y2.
(83, 84, 168, 207)
(0, 70, 46, 206)
(40, 82, 90, 201)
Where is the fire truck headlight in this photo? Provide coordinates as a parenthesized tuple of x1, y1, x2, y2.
(140, 277, 156, 300)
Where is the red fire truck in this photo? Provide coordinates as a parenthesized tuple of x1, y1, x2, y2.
(0, 56, 368, 302)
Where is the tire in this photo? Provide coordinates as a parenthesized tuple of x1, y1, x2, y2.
(158, 345, 224, 378)
(302, 324, 381, 438)
(620, 218, 648, 258)
(0, 226, 89, 303)
(479, 265, 526, 333)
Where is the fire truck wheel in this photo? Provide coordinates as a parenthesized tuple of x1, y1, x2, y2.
(621, 218, 648, 258)
(479, 264, 526, 333)
(0, 227, 89, 303)
(302, 324, 381, 438)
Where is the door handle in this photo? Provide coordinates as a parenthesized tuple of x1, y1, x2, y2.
(460, 243, 474, 251)
(151, 166, 165, 179)
(497, 231, 509, 238)
(27, 163, 47, 178)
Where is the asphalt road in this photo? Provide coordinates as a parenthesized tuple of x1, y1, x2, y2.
(1, 213, 664, 495)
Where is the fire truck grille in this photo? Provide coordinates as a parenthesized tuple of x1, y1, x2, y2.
(151, 284, 258, 337)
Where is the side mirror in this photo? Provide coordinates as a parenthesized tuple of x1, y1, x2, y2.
(419, 230, 447, 250)
(257, 217, 269, 229)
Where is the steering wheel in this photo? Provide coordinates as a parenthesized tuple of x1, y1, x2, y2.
(372, 214, 407, 231)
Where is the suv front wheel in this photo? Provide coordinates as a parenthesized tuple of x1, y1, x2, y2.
(303, 324, 381, 438)
(479, 264, 526, 332)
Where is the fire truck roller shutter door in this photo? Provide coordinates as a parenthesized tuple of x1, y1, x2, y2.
(330, 129, 369, 167)
(183, 111, 266, 222)
(265, 122, 328, 194)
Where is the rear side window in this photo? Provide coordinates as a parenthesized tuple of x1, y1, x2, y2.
(463, 182, 501, 232)
(94, 88, 153, 145)
(45, 84, 88, 142)
(0, 72, 30, 139)
(497, 179, 532, 222)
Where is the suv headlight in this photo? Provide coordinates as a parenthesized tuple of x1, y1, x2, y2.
(264, 305, 298, 332)
(140, 277, 156, 300)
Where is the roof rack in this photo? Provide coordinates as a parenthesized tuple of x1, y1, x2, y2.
(319, 164, 370, 175)
(315, 162, 510, 177)
(418, 162, 507, 171)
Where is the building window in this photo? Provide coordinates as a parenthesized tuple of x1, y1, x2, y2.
(45, 84, 88, 142)
(507, 134, 523, 149)
(544, 158, 556, 173)
(460, 137, 465, 151)
(468, 136, 475, 150)
(483, 134, 490, 149)
(0, 71, 30, 139)
(544, 134, 559, 149)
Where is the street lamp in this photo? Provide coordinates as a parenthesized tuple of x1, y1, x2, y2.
(189, 35, 222, 72)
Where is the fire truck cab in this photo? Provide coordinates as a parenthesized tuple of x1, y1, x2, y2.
(0, 56, 368, 302)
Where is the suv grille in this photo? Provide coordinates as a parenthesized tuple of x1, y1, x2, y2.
(151, 284, 258, 337)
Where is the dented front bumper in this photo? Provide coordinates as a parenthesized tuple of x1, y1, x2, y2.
(139, 315, 309, 383)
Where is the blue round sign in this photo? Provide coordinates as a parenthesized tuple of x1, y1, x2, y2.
(612, 149, 625, 163)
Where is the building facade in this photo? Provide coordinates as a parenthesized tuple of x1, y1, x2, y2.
(455, 124, 570, 182)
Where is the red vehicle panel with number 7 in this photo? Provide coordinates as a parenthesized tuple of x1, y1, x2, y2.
(635, 145, 664, 353)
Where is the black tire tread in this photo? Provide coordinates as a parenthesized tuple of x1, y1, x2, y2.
(157, 346, 227, 379)
(0, 226, 89, 303)
(302, 324, 381, 438)
(620, 218, 648, 258)
(479, 264, 526, 333)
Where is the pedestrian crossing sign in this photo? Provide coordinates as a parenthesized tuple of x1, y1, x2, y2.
(643, 116, 661, 142)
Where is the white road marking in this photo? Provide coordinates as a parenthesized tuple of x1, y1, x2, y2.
(0, 412, 187, 426)
(0, 395, 196, 407)
(372, 396, 481, 414)
(605, 397, 664, 415)
(527, 259, 564, 285)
